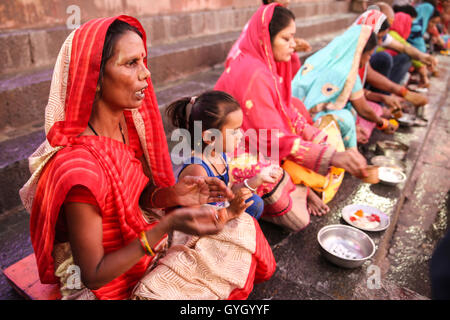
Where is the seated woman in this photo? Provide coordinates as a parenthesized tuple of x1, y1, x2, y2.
(408, 2, 436, 87)
(354, 10, 429, 107)
(167, 90, 284, 220)
(19, 16, 276, 300)
(215, 4, 368, 230)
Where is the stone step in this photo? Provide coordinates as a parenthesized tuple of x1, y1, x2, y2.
(0, 12, 357, 132)
(0, 30, 347, 215)
(0, 0, 351, 78)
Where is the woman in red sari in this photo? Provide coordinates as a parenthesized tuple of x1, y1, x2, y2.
(215, 4, 368, 230)
(20, 16, 275, 300)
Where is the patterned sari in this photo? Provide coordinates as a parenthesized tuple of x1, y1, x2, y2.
(292, 25, 373, 149)
(20, 15, 275, 300)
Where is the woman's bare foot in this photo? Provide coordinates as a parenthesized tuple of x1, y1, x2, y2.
(307, 190, 329, 216)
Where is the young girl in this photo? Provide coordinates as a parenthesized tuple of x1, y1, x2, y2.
(167, 90, 282, 220)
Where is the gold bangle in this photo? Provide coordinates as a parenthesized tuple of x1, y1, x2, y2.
(139, 231, 155, 256)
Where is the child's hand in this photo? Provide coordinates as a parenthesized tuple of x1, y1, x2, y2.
(258, 164, 283, 185)
(227, 188, 253, 220)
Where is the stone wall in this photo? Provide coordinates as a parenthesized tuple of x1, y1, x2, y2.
(0, 0, 322, 31)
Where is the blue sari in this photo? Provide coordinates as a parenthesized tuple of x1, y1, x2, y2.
(291, 25, 372, 148)
(407, 3, 435, 53)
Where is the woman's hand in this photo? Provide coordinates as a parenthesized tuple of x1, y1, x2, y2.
(356, 125, 369, 145)
(163, 206, 224, 236)
(294, 38, 312, 52)
(383, 121, 398, 134)
(257, 164, 283, 185)
(227, 188, 254, 220)
(404, 90, 428, 107)
(331, 149, 368, 179)
(382, 94, 404, 113)
(172, 176, 234, 207)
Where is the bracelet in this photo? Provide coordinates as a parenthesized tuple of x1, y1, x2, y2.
(149, 186, 163, 208)
(399, 87, 408, 98)
(139, 231, 155, 256)
(376, 118, 389, 130)
(243, 179, 257, 193)
(139, 231, 168, 257)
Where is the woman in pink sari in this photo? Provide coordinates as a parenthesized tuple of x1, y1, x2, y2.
(215, 4, 368, 231)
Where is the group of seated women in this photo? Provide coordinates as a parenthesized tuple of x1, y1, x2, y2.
(19, 0, 440, 300)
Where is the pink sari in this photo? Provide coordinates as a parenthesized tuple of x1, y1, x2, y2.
(215, 4, 336, 231)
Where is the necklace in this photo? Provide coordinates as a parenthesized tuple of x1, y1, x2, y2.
(88, 121, 126, 144)
(205, 153, 227, 177)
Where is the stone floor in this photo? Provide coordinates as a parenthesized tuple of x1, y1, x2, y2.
(0, 56, 449, 300)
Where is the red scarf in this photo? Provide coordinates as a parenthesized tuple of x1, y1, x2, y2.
(30, 16, 175, 300)
(385, 12, 412, 57)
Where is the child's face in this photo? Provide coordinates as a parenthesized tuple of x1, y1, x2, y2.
(221, 109, 244, 154)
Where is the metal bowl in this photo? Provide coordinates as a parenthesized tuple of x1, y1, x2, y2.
(370, 155, 406, 172)
(397, 114, 416, 127)
(376, 140, 409, 160)
(378, 167, 407, 186)
(318, 225, 376, 268)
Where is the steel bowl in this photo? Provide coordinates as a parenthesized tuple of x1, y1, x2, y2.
(376, 140, 409, 160)
(371, 155, 406, 172)
(397, 114, 416, 127)
(317, 225, 376, 268)
(378, 166, 407, 186)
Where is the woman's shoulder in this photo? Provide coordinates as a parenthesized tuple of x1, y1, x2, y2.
(50, 145, 106, 181)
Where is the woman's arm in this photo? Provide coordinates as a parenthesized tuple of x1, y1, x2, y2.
(65, 200, 223, 290)
(65, 202, 170, 290)
(351, 95, 384, 126)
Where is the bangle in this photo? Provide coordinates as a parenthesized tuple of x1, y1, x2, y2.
(377, 118, 389, 130)
(139, 231, 168, 257)
(139, 231, 155, 256)
(243, 178, 257, 193)
(399, 87, 408, 98)
(150, 186, 163, 208)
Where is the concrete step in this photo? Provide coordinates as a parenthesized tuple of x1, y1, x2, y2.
(248, 55, 450, 300)
(0, 0, 351, 78)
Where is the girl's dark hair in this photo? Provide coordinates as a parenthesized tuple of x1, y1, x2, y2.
(269, 6, 296, 43)
(97, 20, 143, 98)
(166, 90, 241, 150)
(364, 32, 378, 53)
(393, 4, 418, 18)
(262, 0, 273, 4)
(379, 18, 390, 32)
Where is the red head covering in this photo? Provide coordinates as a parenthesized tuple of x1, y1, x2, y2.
(390, 12, 412, 39)
(47, 15, 174, 188)
(385, 12, 412, 57)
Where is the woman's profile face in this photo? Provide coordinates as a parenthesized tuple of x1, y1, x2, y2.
(271, 19, 296, 62)
(360, 49, 374, 69)
(99, 31, 150, 110)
